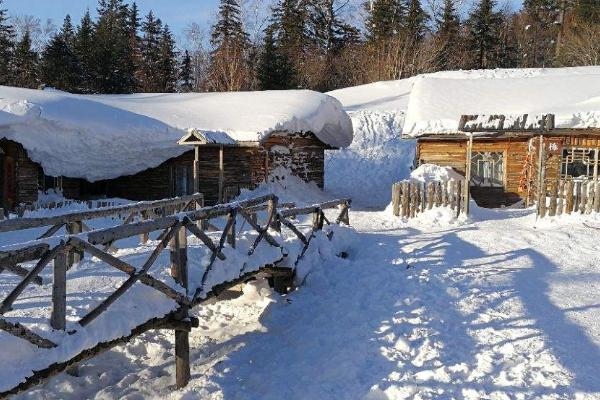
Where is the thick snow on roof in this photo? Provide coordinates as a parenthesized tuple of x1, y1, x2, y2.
(327, 78, 415, 113)
(403, 66, 600, 137)
(0, 87, 352, 181)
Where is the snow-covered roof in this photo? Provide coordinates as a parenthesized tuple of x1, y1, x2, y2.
(327, 78, 415, 113)
(403, 66, 600, 137)
(0, 87, 353, 181)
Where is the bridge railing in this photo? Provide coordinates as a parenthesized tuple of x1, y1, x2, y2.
(0, 194, 351, 395)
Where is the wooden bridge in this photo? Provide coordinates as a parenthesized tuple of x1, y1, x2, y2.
(0, 194, 351, 397)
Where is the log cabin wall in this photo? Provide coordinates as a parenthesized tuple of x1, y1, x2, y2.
(0, 139, 42, 209)
(417, 138, 529, 207)
(262, 132, 327, 188)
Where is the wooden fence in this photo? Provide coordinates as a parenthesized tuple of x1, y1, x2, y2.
(538, 179, 600, 218)
(0, 194, 351, 396)
(391, 179, 467, 219)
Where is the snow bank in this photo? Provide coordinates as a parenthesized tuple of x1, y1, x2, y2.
(0, 87, 352, 181)
(404, 66, 600, 136)
(410, 163, 464, 183)
(326, 79, 416, 208)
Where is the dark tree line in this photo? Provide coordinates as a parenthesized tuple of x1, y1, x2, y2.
(0, 0, 599, 94)
(0, 0, 190, 93)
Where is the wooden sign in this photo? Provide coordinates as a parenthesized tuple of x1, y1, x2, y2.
(546, 138, 562, 155)
(459, 113, 555, 132)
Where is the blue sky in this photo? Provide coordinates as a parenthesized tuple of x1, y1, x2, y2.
(3, 0, 221, 44)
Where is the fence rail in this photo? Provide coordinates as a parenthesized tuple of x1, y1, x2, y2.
(391, 179, 466, 219)
(538, 179, 600, 218)
(0, 194, 351, 396)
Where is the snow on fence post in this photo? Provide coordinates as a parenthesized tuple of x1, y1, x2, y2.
(51, 246, 68, 331)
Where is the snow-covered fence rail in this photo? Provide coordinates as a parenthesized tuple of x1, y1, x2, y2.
(0, 193, 205, 241)
(391, 179, 466, 219)
(0, 194, 351, 396)
(538, 178, 600, 218)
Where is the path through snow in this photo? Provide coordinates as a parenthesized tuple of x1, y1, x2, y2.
(15, 207, 600, 399)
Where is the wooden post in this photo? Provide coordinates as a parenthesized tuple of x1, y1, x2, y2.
(140, 212, 149, 244)
(536, 135, 547, 218)
(586, 182, 595, 214)
(580, 181, 588, 214)
(227, 211, 236, 248)
(548, 181, 558, 217)
(51, 246, 68, 331)
(566, 180, 574, 214)
(427, 182, 434, 210)
(442, 181, 448, 207)
(464, 135, 473, 215)
(401, 181, 409, 218)
(456, 180, 462, 217)
(557, 180, 565, 216)
(449, 180, 456, 210)
(392, 183, 400, 217)
(595, 181, 600, 214)
(66, 222, 83, 267)
(573, 181, 581, 213)
(193, 146, 200, 195)
(218, 145, 224, 203)
(170, 225, 190, 389)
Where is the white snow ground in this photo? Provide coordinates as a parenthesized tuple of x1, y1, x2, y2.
(13, 203, 600, 399)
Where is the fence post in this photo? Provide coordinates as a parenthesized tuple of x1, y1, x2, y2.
(557, 180, 565, 216)
(548, 181, 558, 217)
(427, 182, 434, 210)
(595, 181, 600, 214)
(456, 180, 463, 217)
(170, 225, 190, 389)
(227, 211, 237, 248)
(566, 180, 574, 214)
(51, 246, 68, 331)
(580, 181, 588, 214)
(140, 211, 149, 244)
(66, 221, 84, 267)
(392, 183, 400, 217)
(449, 180, 456, 211)
(401, 181, 409, 218)
(312, 209, 324, 231)
(267, 198, 281, 232)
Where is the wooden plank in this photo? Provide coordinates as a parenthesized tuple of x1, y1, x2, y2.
(392, 183, 400, 216)
(0, 244, 50, 269)
(0, 194, 204, 234)
(401, 181, 409, 218)
(566, 180, 574, 214)
(580, 181, 589, 214)
(37, 223, 65, 240)
(226, 212, 236, 249)
(79, 223, 182, 327)
(183, 221, 226, 260)
(50, 248, 68, 331)
(464, 136, 473, 215)
(279, 217, 308, 245)
(0, 244, 63, 314)
(88, 216, 178, 246)
(435, 182, 442, 207)
(595, 181, 600, 214)
(548, 181, 558, 217)
(218, 145, 224, 203)
(0, 319, 56, 349)
(557, 180, 565, 215)
(170, 226, 188, 291)
(427, 182, 434, 210)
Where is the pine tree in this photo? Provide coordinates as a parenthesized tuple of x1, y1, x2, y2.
(466, 0, 502, 68)
(74, 10, 94, 92)
(404, 0, 429, 45)
(307, 0, 359, 53)
(128, 2, 142, 90)
(179, 50, 194, 92)
(0, 0, 14, 85)
(365, 0, 406, 42)
(209, 0, 250, 91)
(10, 30, 38, 88)
(139, 11, 163, 92)
(158, 24, 177, 92)
(257, 25, 295, 90)
(435, 0, 460, 70)
(91, 0, 136, 93)
(41, 15, 81, 92)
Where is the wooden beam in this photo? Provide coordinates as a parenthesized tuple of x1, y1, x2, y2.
(537, 135, 547, 218)
(464, 135, 473, 215)
(0, 319, 57, 349)
(218, 145, 224, 203)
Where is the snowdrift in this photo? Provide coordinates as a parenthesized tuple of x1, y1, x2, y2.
(0, 87, 352, 181)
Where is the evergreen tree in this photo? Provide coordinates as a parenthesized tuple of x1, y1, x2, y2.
(257, 25, 294, 90)
(466, 0, 502, 68)
(435, 0, 460, 70)
(365, 0, 406, 42)
(128, 1, 142, 89)
(0, 0, 14, 85)
(307, 0, 359, 53)
(41, 15, 81, 92)
(158, 24, 177, 92)
(74, 10, 94, 92)
(179, 50, 194, 92)
(404, 0, 429, 45)
(139, 11, 163, 91)
(91, 0, 136, 93)
(209, 0, 250, 91)
(10, 30, 38, 88)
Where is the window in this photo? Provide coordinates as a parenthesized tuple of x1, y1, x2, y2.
(560, 148, 598, 180)
(471, 152, 504, 188)
(174, 164, 194, 197)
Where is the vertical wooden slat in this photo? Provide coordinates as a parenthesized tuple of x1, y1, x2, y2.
(537, 135, 547, 218)
(464, 135, 473, 215)
(420, 182, 426, 213)
(401, 181, 409, 218)
(574, 182, 581, 213)
(435, 182, 442, 207)
(140, 211, 149, 244)
(456, 180, 463, 217)
(392, 183, 400, 217)
(227, 211, 237, 248)
(218, 145, 224, 203)
(442, 181, 448, 207)
(548, 181, 558, 217)
(50, 247, 68, 331)
(594, 181, 600, 214)
(580, 181, 588, 214)
(449, 180, 456, 210)
(427, 182, 434, 210)
(586, 182, 595, 214)
(557, 180, 565, 216)
(566, 180, 574, 214)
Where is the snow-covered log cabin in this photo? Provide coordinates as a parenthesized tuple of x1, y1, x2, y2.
(403, 67, 600, 208)
(0, 88, 353, 210)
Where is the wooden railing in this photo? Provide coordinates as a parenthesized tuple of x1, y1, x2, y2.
(391, 179, 466, 219)
(0, 194, 351, 396)
(538, 179, 600, 218)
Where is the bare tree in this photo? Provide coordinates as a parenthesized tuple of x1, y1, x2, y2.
(556, 23, 600, 66)
(12, 15, 55, 52)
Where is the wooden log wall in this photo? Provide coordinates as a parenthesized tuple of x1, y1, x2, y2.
(1, 140, 41, 208)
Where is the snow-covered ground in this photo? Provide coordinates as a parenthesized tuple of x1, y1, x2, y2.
(13, 203, 600, 399)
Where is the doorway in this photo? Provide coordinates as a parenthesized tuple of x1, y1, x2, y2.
(470, 151, 505, 188)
